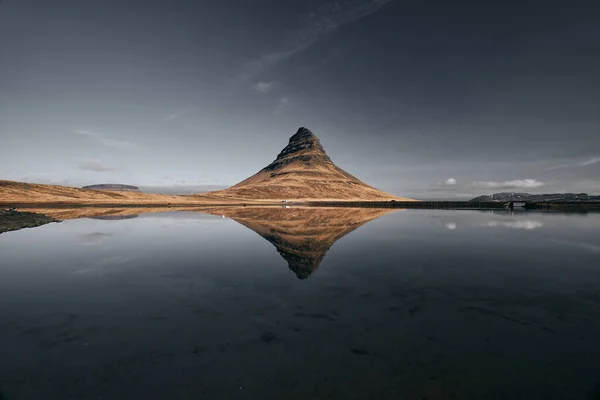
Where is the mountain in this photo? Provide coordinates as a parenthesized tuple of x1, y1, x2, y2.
(202, 206, 396, 279)
(470, 192, 600, 202)
(1, 127, 414, 204)
(208, 127, 415, 201)
(82, 184, 141, 192)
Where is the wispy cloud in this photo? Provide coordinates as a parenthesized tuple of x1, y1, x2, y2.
(254, 81, 274, 94)
(548, 156, 600, 170)
(274, 96, 291, 114)
(78, 158, 118, 172)
(239, 0, 393, 83)
(475, 179, 545, 189)
(165, 108, 191, 121)
(546, 164, 571, 170)
(74, 129, 140, 150)
(580, 156, 600, 167)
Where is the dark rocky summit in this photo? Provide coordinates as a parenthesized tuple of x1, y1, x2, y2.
(82, 184, 141, 192)
(264, 127, 333, 171)
(470, 192, 600, 202)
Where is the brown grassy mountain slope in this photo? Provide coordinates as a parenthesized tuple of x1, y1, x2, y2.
(202, 206, 397, 279)
(0, 181, 248, 205)
(204, 127, 415, 202)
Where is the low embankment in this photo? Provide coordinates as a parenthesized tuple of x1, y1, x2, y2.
(307, 201, 509, 209)
(524, 202, 600, 210)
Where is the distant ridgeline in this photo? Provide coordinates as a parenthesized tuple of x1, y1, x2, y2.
(82, 184, 141, 192)
(470, 192, 600, 202)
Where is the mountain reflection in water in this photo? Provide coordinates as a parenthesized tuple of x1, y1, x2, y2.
(202, 207, 396, 279)
(18, 206, 396, 279)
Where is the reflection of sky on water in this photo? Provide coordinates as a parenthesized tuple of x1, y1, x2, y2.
(77, 232, 116, 245)
(445, 222, 457, 230)
(483, 220, 544, 230)
(547, 239, 600, 255)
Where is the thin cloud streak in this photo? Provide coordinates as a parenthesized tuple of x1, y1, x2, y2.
(165, 109, 191, 121)
(74, 129, 141, 150)
(581, 156, 600, 167)
(548, 156, 600, 170)
(238, 0, 393, 83)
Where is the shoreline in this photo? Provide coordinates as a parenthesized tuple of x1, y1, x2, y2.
(0, 211, 59, 234)
(308, 201, 506, 209)
(3, 200, 600, 211)
(0, 202, 289, 208)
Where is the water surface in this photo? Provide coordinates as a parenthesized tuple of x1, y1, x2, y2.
(1, 207, 600, 399)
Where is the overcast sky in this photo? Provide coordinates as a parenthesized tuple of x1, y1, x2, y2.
(1, 0, 599, 198)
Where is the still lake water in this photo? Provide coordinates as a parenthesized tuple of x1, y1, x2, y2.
(1, 207, 600, 400)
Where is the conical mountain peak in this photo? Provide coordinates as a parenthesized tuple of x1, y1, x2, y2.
(213, 127, 415, 201)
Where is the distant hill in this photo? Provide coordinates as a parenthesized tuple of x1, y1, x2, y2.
(82, 184, 141, 192)
(207, 127, 415, 201)
(470, 192, 600, 202)
(0, 180, 244, 205)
